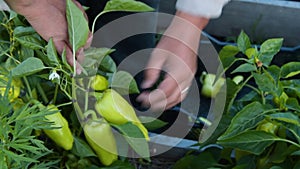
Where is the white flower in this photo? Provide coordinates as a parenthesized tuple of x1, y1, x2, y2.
(49, 70, 60, 81)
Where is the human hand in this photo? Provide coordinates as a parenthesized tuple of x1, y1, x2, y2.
(137, 11, 209, 111)
(5, 0, 92, 74)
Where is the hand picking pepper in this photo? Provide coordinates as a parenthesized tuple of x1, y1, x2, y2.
(95, 89, 149, 141)
(200, 72, 225, 98)
(43, 104, 74, 150)
(91, 75, 109, 91)
(83, 114, 118, 166)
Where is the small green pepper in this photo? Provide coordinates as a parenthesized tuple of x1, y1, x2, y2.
(43, 105, 74, 150)
(84, 117, 118, 166)
(256, 120, 278, 135)
(95, 89, 149, 141)
(91, 75, 109, 91)
(200, 73, 225, 98)
(232, 75, 244, 85)
(245, 48, 258, 59)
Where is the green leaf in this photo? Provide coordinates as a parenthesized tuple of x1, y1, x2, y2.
(286, 98, 300, 112)
(14, 27, 44, 50)
(66, 0, 89, 52)
(259, 38, 283, 66)
(8, 11, 18, 23)
(280, 122, 300, 143)
(218, 131, 277, 155)
(13, 26, 36, 37)
(173, 151, 218, 169)
(103, 0, 154, 13)
(71, 136, 97, 158)
(270, 166, 284, 169)
(245, 47, 259, 59)
(61, 47, 72, 71)
(218, 45, 239, 68)
(294, 161, 300, 169)
(138, 116, 167, 130)
(224, 78, 240, 113)
(19, 46, 34, 61)
(112, 122, 150, 160)
(219, 102, 265, 140)
(199, 115, 232, 145)
(111, 71, 140, 95)
(0, 156, 8, 169)
(253, 72, 278, 95)
(2, 149, 38, 163)
(231, 63, 257, 74)
(269, 142, 288, 164)
(267, 65, 281, 84)
(83, 47, 114, 68)
(99, 160, 135, 169)
(12, 57, 45, 77)
(291, 150, 300, 156)
(268, 112, 300, 126)
(238, 90, 260, 102)
(15, 35, 44, 50)
(46, 38, 60, 67)
(281, 62, 300, 78)
(237, 31, 251, 53)
(99, 55, 117, 73)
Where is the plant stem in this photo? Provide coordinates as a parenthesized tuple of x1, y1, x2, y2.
(23, 77, 32, 99)
(36, 83, 49, 104)
(84, 78, 92, 112)
(4, 53, 20, 64)
(72, 49, 76, 77)
(279, 138, 300, 149)
(53, 84, 59, 104)
(244, 84, 260, 95)
(56, 101, 73, 108)
(72, 78, 84, 122)
(261, 91, 266, 105)
(226, 74, 253, 114)
(91, 11, 105, 33)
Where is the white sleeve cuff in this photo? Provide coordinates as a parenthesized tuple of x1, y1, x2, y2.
(176, 0, 230, 18)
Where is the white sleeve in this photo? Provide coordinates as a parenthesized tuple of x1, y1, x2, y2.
(176, 0, 230, 18)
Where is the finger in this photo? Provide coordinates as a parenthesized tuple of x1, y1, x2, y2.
(73, 0, 89, 20)
(137, 76, 178, 111)
(137, 89, 167, 112)
(84, 32, 93, 49)
(149, 74, 192, 110)
(76, 47, 85, 63)
(141, 49, 167, 89)
(55, 42, 82, 75)
(153, 77, 181, 110)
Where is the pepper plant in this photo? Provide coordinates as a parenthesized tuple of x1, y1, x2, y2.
(173, 31, 300, 169)
(0, 0, 164, 168)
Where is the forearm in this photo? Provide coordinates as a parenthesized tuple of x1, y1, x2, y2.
(4, 0, 37, 13)
(4, 0, 65, 18)
(175, 11, 209, 30)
